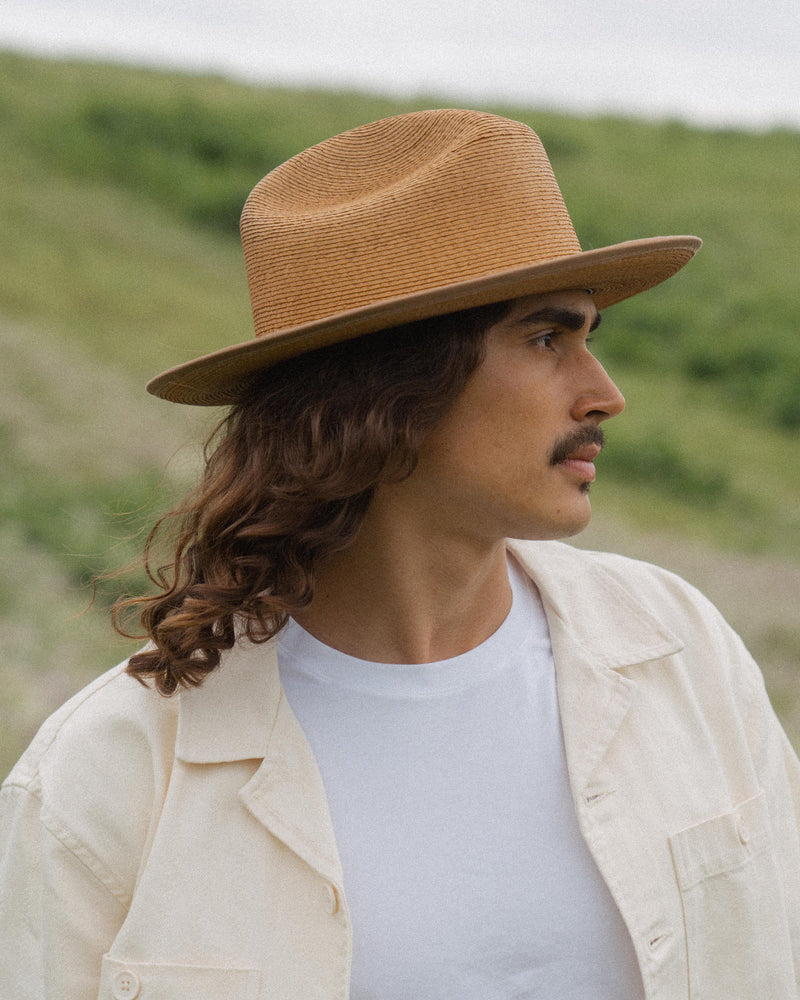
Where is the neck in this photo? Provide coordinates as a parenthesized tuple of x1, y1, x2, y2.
(292, 489, 512, 664)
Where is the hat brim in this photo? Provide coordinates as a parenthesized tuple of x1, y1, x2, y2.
(147, 235, 701, 405)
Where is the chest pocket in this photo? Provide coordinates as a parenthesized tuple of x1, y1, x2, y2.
(98, 957, 262, 1000)
(669, 790, 796, 999)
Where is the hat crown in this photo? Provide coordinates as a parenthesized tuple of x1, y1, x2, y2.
(241, 109, 582, 338)
(245, 109, 558, 212)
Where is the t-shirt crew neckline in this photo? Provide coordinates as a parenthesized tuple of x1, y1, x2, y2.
(276, 556, 550, 698)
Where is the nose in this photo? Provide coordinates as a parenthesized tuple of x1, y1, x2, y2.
(570, 356, 626, 423)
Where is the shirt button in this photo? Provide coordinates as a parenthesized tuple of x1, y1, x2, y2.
(325, 883, 340, 914)
(112, 970, 140, 1000)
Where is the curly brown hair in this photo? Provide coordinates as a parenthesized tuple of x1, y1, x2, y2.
(116, 301, 509, 694)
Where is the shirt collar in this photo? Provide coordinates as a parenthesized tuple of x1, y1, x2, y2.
(175, 634, 282, 763)
(507, 539, 684, 668)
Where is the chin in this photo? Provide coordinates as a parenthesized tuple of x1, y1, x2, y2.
(520, 498, 594, 542)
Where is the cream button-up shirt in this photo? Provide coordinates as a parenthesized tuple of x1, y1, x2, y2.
(2, 540, 799, 999)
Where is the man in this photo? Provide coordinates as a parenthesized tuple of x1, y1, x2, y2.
(2, 109, 799, 998)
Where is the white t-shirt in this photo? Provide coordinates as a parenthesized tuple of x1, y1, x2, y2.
(277, 558, 644, 999)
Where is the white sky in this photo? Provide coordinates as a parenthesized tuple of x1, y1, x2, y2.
(2, 0, 799, 128)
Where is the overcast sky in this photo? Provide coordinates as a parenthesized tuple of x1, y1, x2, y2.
(3, 0, 799, 129)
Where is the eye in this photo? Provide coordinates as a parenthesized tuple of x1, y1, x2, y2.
(530, 330, 558, 350)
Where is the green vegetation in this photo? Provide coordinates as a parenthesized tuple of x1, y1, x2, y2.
(1, 51, 798, 773)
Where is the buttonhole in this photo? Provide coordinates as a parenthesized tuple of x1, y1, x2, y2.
(584, 789, 615, 805)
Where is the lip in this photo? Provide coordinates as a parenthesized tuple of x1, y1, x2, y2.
(558, 443, 601, 481)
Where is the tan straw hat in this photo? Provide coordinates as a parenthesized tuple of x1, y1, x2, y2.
(147, 108, 701, 405)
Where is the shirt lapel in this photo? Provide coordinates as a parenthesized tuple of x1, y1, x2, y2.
(508, 540, 684, 798)
(175, 634, 343, 887)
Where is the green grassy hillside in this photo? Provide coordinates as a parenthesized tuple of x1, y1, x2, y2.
(1, 51, 798, 774)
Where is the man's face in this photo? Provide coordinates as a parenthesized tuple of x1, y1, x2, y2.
(406, 288, 626, 544)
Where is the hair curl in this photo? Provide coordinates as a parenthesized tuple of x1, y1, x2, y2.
(116, 302, 509, 694)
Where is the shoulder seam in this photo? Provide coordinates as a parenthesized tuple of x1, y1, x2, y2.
(2, 782, 130, 909)
(38, 796, 133, 910)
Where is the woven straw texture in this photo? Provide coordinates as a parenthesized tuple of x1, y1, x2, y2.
(148, 109, 701, 405)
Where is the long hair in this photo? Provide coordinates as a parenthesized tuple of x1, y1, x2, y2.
(116, 301, 508, 694)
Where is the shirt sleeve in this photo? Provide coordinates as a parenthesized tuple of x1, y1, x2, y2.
(0, 781, 128, 1000)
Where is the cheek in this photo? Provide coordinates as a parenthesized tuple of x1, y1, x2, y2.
(479, 394, 554, 461)
(425, 367, 557, 475)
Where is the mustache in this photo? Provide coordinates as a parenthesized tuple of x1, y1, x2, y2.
(549, 425, 605, 465)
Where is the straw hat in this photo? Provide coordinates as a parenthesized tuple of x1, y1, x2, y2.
(147, 108, 701, 405)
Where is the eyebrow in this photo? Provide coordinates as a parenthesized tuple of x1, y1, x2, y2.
(518, 307, 602, 333)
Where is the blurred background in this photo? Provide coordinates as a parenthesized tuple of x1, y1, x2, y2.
(1, 0, 799, 776)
